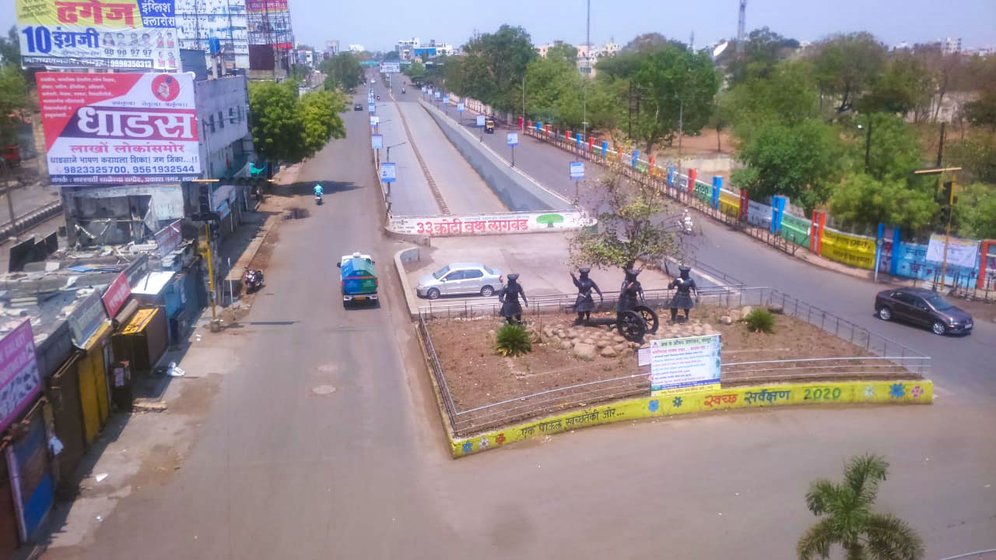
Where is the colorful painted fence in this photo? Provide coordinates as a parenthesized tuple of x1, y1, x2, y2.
(451, 379, 933, 457)
(820, 228, 877, 270)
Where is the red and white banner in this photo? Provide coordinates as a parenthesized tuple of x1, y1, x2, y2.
(102, 271, 132, 317)
(37, 72, 201, 184)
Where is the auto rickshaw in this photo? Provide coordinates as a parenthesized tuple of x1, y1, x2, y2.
(484, 117, 495, 134)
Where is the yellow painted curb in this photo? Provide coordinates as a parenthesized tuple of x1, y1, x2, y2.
(450, 379, 932, 457)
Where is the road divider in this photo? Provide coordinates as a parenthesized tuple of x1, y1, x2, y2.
(388, 210, 593, 237)
(449, 379, 933, 457)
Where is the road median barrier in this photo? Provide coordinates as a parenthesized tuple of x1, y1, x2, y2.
(450, 379, 933, 457)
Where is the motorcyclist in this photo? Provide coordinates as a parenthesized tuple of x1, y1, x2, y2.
(314, 183, 324, 204)
(681, 209, 693, 233)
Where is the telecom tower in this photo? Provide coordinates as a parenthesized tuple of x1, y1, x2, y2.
(246, 0, 294, 75)
(737, 0, 747, 56)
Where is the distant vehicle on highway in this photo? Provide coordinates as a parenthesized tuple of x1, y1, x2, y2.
(353, 103, 363, 111)
(484, 117, 495, 134)
(417, 263, 503, 299)
(874, 287, 973, 335)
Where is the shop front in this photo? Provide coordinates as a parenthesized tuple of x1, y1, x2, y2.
(68, 292, 113, 447)
(112, 308, 169, 375)
(131, 271, 187, 346)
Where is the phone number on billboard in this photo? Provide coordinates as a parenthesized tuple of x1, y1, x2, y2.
(60, 165, 196, 174)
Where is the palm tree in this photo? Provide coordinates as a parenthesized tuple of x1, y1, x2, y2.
(798, 454, 924, 560)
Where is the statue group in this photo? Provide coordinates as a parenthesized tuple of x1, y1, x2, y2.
(495, 265, 694, 334)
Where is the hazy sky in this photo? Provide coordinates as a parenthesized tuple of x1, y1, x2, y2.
(292, 0, 996, 51)
(3, 0, 995, 52)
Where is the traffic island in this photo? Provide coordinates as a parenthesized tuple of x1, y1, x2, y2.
(414, 288, 933, 458)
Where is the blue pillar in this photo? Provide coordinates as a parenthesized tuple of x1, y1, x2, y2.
(711, 176, 722, 209)
(771, 196, 787, 234)
(575, 133, 582, 148)
(536, 121, 542, 131)
(631, 149, 640, 169)
(874, 223, 886, 277)
(601, 141, 608, 157)
(890, 226, 902, 276)
(667, 166, 676, 187)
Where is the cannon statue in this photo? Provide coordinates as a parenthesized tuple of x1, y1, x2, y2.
(571, 267, 659, 342)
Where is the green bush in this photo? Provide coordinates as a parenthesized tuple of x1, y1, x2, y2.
(744, 308, 775, 334)
(495, 324, 532, 357)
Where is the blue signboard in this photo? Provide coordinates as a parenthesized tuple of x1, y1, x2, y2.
(476, 115, 485, 127)
(570, 161, 585, 180)
(457, 103, 465, 112)
(507, 132, 519, 146)
(379, 162, 397, 184)
(371, 134, 384, 150)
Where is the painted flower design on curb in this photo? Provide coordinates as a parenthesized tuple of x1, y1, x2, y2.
(462, 441, 473, 454)
(479, 437, 489, 449)
(911, 385, 923, 399)
(889, 383, 906, 399)
(863, 385, 875, 399)
(648, 399, 660, 413)
(496, 433, 506, 445)
(673, 396, 683, 408)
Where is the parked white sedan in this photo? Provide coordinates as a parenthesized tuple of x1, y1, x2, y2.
(416, 263, 503, 299)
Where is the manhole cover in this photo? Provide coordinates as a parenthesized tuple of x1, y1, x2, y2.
(312, 385, 337, 396)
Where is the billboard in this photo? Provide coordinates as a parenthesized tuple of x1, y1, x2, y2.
(17, 0, 180, 70)
(0, 321, 43, 434)
(379, 61, 400, 74)
(37, 72, 201, 185)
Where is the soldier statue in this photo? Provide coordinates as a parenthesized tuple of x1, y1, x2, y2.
(617, 267, 645, 313)
(667, 265, 698, 322)
(498, 273, 529, 325)
(570, 267, 603, 324)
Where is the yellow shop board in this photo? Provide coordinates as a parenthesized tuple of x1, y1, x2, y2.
(451, 379, 933, 457)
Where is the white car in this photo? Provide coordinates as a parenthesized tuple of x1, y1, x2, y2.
(416, 263, 503, 299)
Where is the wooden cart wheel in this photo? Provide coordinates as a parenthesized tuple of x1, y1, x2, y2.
(617, 311, 647, 342)
(633, 305, 659, 334)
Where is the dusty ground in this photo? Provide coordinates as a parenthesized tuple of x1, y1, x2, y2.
(428, 304, 914, 412)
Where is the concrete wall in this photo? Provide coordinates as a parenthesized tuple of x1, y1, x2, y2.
(420, 101, 571, 212)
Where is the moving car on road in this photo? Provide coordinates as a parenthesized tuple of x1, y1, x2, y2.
(417, 263, 503, 299)
(874, 287, 973, 335)
(338, 252, 378, 307)
(353, 103, 363, 111)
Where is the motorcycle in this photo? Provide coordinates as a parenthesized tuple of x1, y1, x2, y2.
(680, 211, 694, 235)
(242, 269, 264, 293)
(315, 192, 323, 205)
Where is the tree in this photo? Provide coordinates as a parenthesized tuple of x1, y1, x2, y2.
(0, 26, 20, 68)
(727, 60, 820, 140)
(798, 454, 924, 560)
(523, 54, 583, 127)
(383, 50, 400, 62)
(568, 170, 681, 270)
(811, 32, 887, 114)
(249, 81, 345, 163)
(621, 33, 671, 54)
(855, 113, 924, 181)
(627, 45, 719, 152)
(546, 42, 578, 64)
(725, 27, 800, 85)
(831, 174, 938, 233)
(947, 132, 996, 184)
(404, 61, 427, 83)
(857, 52, 934, 118)
(733, 118, 844, 213)
(963, 91, 996, 132)
(321, 53, 364, 92)
(456, 25, 535, 111)
(0, 66, 29, 146)
(955, 182, 996, 239)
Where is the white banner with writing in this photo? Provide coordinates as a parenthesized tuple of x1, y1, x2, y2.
(388, 211, 593, 237)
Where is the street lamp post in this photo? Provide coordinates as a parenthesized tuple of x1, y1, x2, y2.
(385, 141, 407, 196)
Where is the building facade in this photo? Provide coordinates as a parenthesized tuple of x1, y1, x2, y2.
(175, 0, 251, 72)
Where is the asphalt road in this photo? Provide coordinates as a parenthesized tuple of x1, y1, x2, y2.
(394, 96, 506, 215)
(43, 86, 996, 559)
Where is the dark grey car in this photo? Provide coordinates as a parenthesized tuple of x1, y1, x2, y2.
(874, 287, 973, 335)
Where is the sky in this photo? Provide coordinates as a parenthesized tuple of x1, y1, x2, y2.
(2, 0, 995, 53)
(290, 0, 996, 52)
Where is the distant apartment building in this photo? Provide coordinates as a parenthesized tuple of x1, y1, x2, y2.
(294, 45, 316, 67)
(324, 40, 340, 59)
(395, 38, 455, 61)
(348, 44, 366, 53)
(536, 40, 619, 76)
